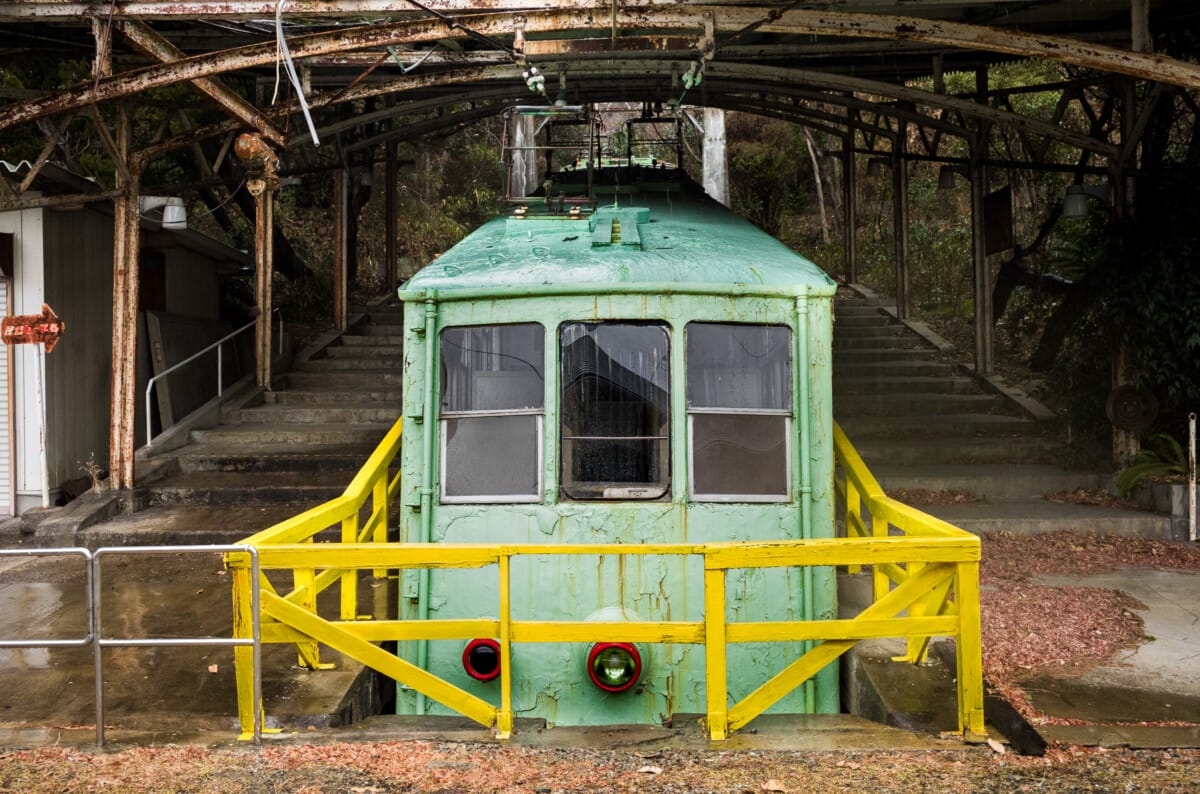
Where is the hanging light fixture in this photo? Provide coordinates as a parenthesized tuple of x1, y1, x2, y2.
(1062, 183, 1113, 218)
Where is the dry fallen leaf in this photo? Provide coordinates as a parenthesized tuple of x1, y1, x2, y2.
(637, 765, 663, 775)
(762, 780, 788, 792)
(207, 664, 218, 674)
(987, 738, 1008, 755)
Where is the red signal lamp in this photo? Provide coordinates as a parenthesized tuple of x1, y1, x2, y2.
(587, 642, 642, 693)
(462, 639, 501, 681)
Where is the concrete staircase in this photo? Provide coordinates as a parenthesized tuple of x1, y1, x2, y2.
(79, 302, 406, 546)
(832, 290, 1174, 538)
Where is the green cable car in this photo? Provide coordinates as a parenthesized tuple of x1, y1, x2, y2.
(395, 110, 838, 726)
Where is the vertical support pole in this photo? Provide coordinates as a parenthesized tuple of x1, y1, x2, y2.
(109, 116, 141, 491)
(970, 151, 992, 375)
(373, 476, 389, 578)
(955, 560, 986, 738)
(232, 563, 258, 739)
(496, 554, 513, 739)
(892, 126, 910, 320)
(340, 514, 358, 620)
(704, 564, 728, 740)
(333, 169, 349, 332)
(385, 139, 399, 289)
(250, 180, 274, 388)
(1131, 0, 1151, 54)
(702, 107, 728, 206)
(842, 133, 857, 284)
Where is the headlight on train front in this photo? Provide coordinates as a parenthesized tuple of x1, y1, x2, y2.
(586, 642, 642, 693)
(462, 639, 501, 681)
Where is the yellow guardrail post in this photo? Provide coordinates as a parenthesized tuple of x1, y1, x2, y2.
(340, 513, 358, 620)
(230, 560, 258, 738)
(704, 561, 728, 741)
(956, 559, 987, 737)
(497, 553, 514, 739)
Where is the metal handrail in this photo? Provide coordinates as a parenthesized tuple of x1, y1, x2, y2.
(0, 545, 261, 748)
(144, 308, 282, 446)
(92, 545, 261, 748)
(0, 548, 93, 648)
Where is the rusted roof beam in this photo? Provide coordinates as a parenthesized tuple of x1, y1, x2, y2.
(115, 20, 286, 146)
(0, 1, 1125, 22)
(4, 7, 1200, 138)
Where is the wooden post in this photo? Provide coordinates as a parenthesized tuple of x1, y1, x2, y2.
(385, 139, 399, 289)
(970, 151, 992, 375)
(248, 174, 277, 388)
(109, 110, 141, 490)
(892, 124, 910, 319)
(842, 132, 857, 284)
(333, 169, 349, 331)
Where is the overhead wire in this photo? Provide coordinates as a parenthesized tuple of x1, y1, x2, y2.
(273, 0, 320, 146)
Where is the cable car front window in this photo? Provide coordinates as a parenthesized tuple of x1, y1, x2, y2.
(440, 323, 544, 502)
(560, 322, 670, 500)
(687, 323, 792, 501)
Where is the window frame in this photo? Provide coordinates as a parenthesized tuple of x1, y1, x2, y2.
(437, 323, 546, 504)
(685, 322, 794, 503)
(558, 320, 672, 502)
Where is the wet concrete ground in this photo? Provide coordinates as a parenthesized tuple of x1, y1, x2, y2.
(2, 547, 1199, 751)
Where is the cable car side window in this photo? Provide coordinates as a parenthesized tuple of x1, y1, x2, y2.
(560, 322, 670, 500)
(440, 323, 544, 502)
(686, 323, 792, 501)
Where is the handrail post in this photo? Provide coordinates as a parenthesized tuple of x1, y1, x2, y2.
(496, 553, 513, 739)
(704, 559, 728, 740)
(217, 343, 223, 396)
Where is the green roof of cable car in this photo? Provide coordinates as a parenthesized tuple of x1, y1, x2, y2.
(401, 179, 835, 299)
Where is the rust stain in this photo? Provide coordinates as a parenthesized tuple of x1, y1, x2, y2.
(2, 303, 65, 353)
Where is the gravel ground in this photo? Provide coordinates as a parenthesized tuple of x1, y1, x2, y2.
(2, 742, 1200, 793)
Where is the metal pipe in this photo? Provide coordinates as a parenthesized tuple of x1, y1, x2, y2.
(143, 308, 281, 446)
(796, 289, 815, 712)
(1190, 412, 1196, 543)
(416, 294, 439, 714)
(399, 282, 837, 305)
(0, 548, 92, 649)
(92, 545, 261, 747)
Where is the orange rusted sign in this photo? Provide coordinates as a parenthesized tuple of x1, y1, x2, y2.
(2, 303, 65, 352)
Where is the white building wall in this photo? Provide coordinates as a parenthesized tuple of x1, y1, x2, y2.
(41, 207, 115, 505)
(0, 208, 48, 510)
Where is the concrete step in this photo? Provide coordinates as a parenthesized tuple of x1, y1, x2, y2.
(833, 335, 931, 351)
(340, 334, 406, 346)
(833, 375, 981, 396)
(231, 403, 400, 424)
(834, 360, 957, 378)
(870, 463, 1112, 501)
(833, 348, 948, 364)
(836, 413, 1045, 439)
(264, 389, 403, 405)
(191, 422, 393, 446)
(173, 442, 377, 473)
(80, 504, 306, 546)
(283, 370, 404, 389)
(324, 344, 405, 358)
(834, 314, 894, 328)
(142, 470, 353, 506)
(834, 303, 886, 318)
(363, 311, 404, 325)
(358, 324, 407, 337)
(298, 356, 405, 371)
(835, 393, 1007, 416)
(922, 499, 1175, 539)
(850, 437, 1061, 465)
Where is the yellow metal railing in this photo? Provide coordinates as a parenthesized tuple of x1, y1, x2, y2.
(229, 418, 984, 742)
